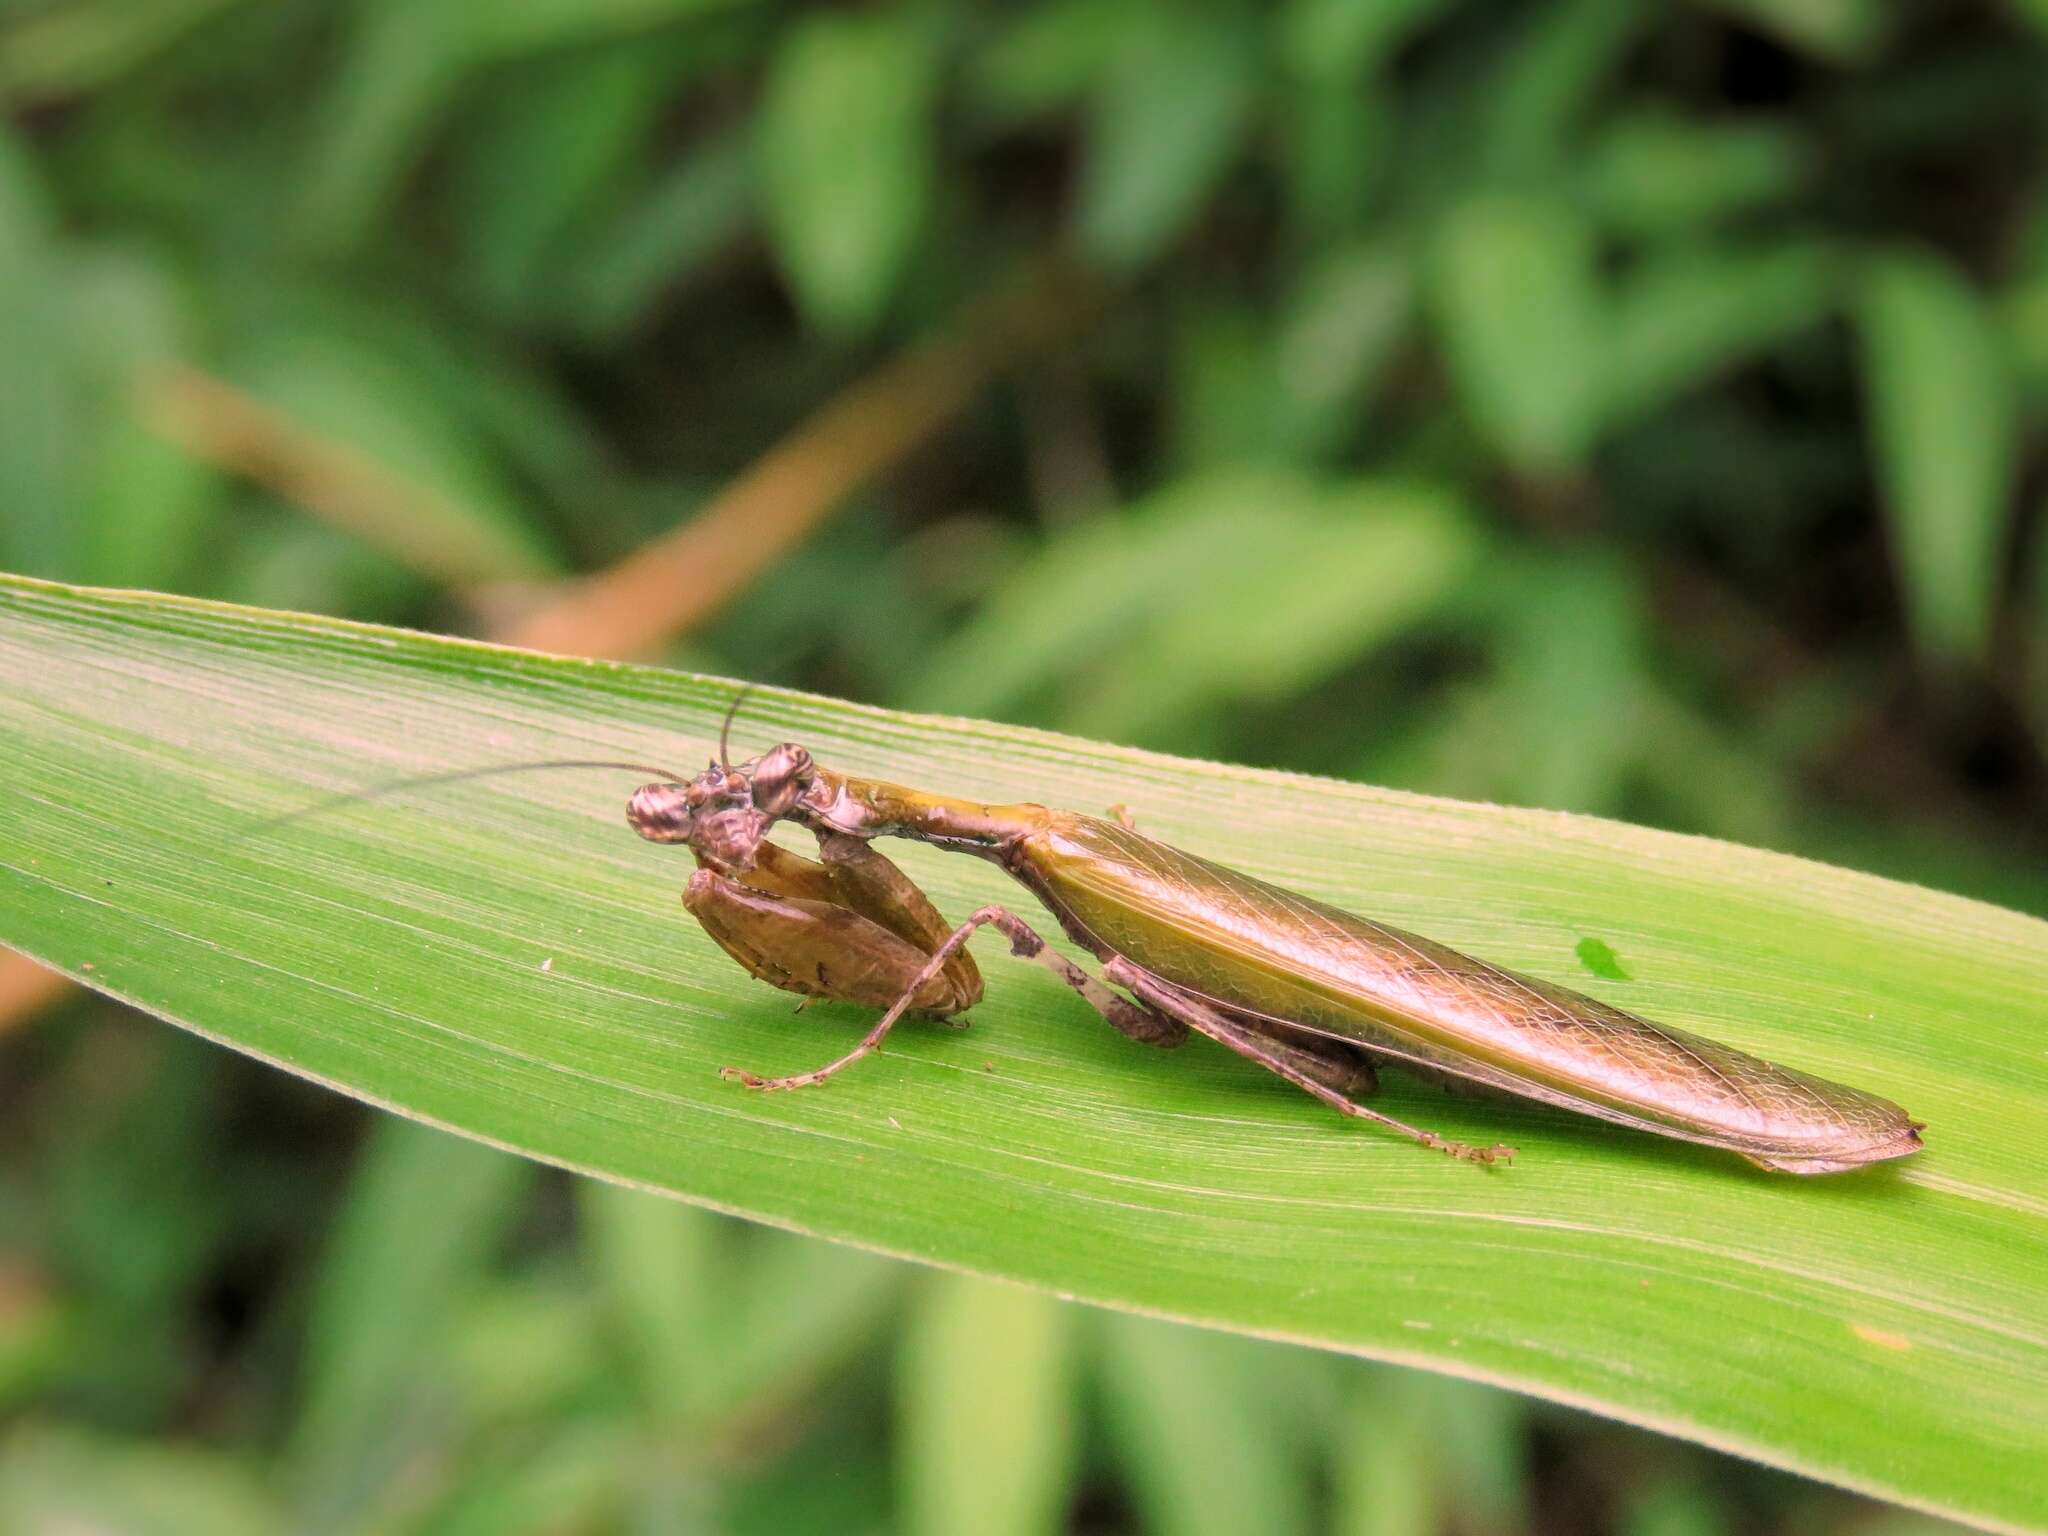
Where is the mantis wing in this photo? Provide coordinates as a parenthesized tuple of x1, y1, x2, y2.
(1018, 817, 1921, 1173)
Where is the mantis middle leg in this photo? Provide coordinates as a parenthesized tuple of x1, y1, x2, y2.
(1102, 958, 1513, 1165)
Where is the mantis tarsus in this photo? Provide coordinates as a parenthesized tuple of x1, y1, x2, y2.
(282, 710, 1925, 1174)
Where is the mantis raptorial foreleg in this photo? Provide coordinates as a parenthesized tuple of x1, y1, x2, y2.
(685, 835, 981, 1016)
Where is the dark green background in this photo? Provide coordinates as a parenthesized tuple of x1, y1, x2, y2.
(2, 0, 2043, 1531)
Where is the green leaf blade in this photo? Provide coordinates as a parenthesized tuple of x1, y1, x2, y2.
(0, 576, 2043, 1533)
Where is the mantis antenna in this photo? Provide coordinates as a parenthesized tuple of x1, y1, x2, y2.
(249, 759, 689, 835)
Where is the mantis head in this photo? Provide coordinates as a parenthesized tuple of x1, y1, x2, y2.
(625, 742, 817, 869)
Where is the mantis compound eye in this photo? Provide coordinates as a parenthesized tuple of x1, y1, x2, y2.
(626, 783, 695, 844)
(750, 743, 815, 818)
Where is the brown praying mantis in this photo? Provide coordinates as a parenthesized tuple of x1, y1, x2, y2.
(289, 703, 1925, 1174)
(629, 699, 1923, 1173)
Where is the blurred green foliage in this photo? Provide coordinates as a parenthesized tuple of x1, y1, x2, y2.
(1, 0, 2043, 1530)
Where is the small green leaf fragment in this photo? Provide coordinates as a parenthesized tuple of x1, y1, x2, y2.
(1576, 936, 1631, 981)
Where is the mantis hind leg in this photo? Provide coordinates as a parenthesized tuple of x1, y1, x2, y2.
(1235, 1025, 1380, 1097)
(1101, 959, 1513, 1166)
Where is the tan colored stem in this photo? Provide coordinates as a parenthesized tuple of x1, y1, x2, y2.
(500, 264, 1081, 659)
(136, 365, 541, 588)
(0, 950, 72, 1036)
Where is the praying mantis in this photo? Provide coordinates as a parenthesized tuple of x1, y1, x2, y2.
(280, 701, 1923, 1173)
(614, 714, 1923, 1175)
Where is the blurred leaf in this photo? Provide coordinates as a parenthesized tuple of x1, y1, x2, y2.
(1274, 244, 1412, 430)
(1492, 559, 1645, 813)
(81, 411, 218, 591)
(758, 9, 940, 335)
(48, 1029, 227, 1422)
(222, 285, 612, 519)
(294, 0, 470, 254)
(0, 124, 86, 576)
(2, 579, 2046, 1531)
(1335, 1368, 1532, 1534)
(1430, 192, 1607, 472)
(582, 1180, 718, 1425)
(1175, 252, 1411, 462)
(1074, 2, 1260, 268)
(1279, 80, 1391, 239)
(444, 1272, 605, 1423)
(592, 1171, 904, 1463)
(1066, 482, 1482, 742)
(1695, 0, 1888, 63)
(455, 47, 672, 318)
(415, 1425, 630, 1531)
(1998, 279, 2048, 403)
(1606, 241, 1834, 429)
(209, 519, 427, 620)
(225, 321, 560, 584)
(903, 488, 1230, 715)
(1625, 1481, 1731, 1536)
(288, 1119, 534, 1531)
(689, 1234, 900, 1434)
(0, 1276, 67, 1411)
(0, 1425, 280, 1536)
(417, 1423, 632, 1536)
(565, 128, 753, 342)
(1173, 307, 1296, 468)
(0, 0, 246, 104)
(905, 471, 1478, 739)
(898, 1276, 1076, 1536)
(1582, 112, 1806, 237)
(1632, 688, 1793, 850)
(1332, 1374, 1437, 1536)
(724, 1417, 891, 1533)
(1280, 0, 1451, 79)
(1856, 251, 2018, 666)
(467, 0, 751, 58)
(1482, 0, 1644, 177)
(1415, 1373, 1531, 1529)
(60, 238, 193, 380)
(1097, 1318, 1313, 1536)
(967, 0, 1127, 124)
(2031, 528, 2048, 754)
(68, 247, 223, 591)
(1383, 557, 1645, 815)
